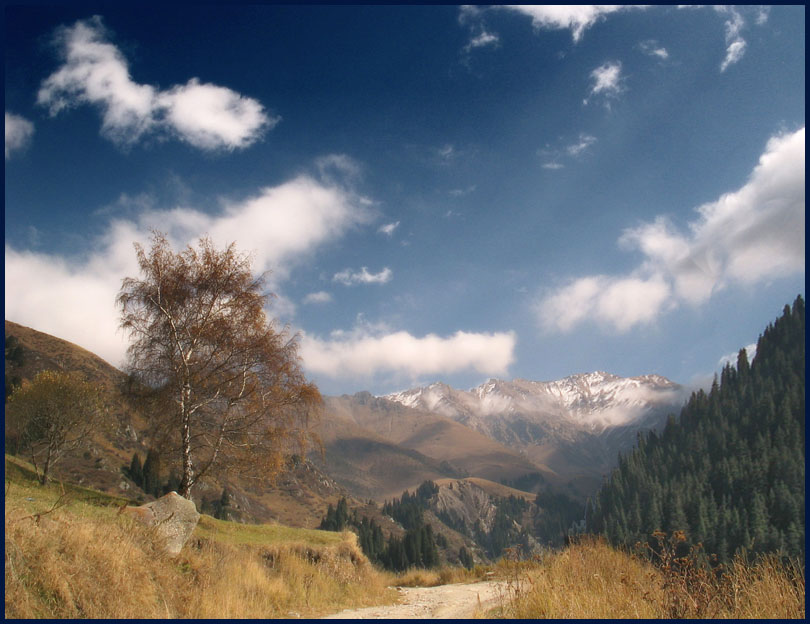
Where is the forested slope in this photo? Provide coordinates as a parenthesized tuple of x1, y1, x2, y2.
(587, 296, 805, 562)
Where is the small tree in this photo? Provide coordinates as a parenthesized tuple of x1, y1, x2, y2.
(142, 447, 161, 496)
(6, 370, 106, 484)
(128, 452, 144, 486)
(117, 232, 322, 498)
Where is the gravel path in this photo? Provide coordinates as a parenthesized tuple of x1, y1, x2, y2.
(321, 580, 505, 619)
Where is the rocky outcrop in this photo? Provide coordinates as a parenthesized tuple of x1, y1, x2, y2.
(123, 492, 200, 556)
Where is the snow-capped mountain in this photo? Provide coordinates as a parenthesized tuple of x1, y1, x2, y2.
(384, 372, 684, 432)
(382, 373, 687, 488)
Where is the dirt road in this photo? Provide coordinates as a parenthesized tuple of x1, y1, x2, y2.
(321, 580, 505, 619)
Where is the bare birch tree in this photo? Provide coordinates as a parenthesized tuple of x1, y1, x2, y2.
(117, 232, 322, 498)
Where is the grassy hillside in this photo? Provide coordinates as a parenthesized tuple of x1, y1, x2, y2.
(5, 320, 126, 388)
(4, 455, 395, 618)
(4, 321, 371, 527)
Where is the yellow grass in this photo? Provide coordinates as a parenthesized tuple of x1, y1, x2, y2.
(4, 456, 395, 619)
(390, 564, 493, 587)
(492, 536, 805, 619)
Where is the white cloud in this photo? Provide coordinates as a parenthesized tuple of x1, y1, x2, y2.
(466, 30, 499, 51)
(720, 40, 746, 73)
(5, 112, 35, 159)
(333, 266, 393, 286)
(639, 40, 669, 60)
(565, 134, 597, 157)
(156, 78, 272, 150)
(378, 221, 400, 236)
(303, 291, 333, 305)
(301, 325, 516, 379)
(315, 153, 363, 183)
(718, 343, 757, 369)
(498, 5, 643, 42)
(588, 61, 624, 99)
(37, 16, 273, 150)
(538, 274, 671, 333)
(5, 172, 370, 367)
(538, 127, 805, 333)
(717, 6, 746, 70)
(755, 7, 770, 26)
(436, 144, 457, 162)
(540, 133, 597, 170)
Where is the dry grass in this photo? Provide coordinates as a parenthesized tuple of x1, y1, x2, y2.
(390, 564, 494, 588)
(4, 459, 395, 619)
(492, 535, 805, 619)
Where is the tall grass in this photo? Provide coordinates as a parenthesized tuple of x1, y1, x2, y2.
(4, 465, 394, 619)
(493, 535, 805, 619)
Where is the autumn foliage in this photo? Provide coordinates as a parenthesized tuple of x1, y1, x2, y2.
(117, 232, 322, 497)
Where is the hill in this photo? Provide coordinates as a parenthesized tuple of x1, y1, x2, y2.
(5, 319, 125, 389)
(3, 320, 365, 528)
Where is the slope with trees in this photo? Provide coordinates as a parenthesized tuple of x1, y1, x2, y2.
(587, 296, 805, 562)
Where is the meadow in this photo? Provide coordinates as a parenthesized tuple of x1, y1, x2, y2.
(5, 455, 804, 619)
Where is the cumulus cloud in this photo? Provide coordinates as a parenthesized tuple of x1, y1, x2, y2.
(303, 291, 333, 305)
(497, 5, 643, 42)
(538, 127, 805, 333)
(538, 275, 671, 333)
(5, 172, 371, 367)
(300, 324, 516, 379)
(378, 221, 400, 236)
(5, 112, 35, 159)
(37, 16, 274, 150)
(333, 266, 393, 286)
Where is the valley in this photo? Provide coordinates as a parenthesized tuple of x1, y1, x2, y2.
(4, 318, 688, 566)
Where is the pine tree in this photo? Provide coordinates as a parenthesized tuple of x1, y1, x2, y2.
(142, 448, 161, 497)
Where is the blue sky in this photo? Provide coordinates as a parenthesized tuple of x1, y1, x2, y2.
(5, 5, 805, 396)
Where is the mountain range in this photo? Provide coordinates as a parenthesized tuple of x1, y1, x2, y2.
(316, 372, 687, 501)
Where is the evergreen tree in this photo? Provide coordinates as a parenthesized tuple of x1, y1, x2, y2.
(128, 452, 143, 487)
(142, 448, 161, 497)
(459, 546, 474, 569)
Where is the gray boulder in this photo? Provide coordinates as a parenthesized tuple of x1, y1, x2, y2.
(123, 491, 200, 556)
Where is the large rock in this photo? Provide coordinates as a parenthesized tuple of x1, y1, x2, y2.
(123, 492, 200, 556)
